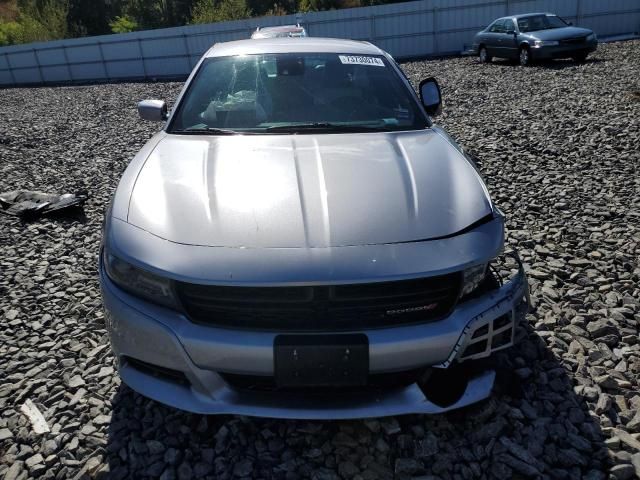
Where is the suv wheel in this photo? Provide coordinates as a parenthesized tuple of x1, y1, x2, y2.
(519, 46, 531, 66)
(479, 46, 492, 63)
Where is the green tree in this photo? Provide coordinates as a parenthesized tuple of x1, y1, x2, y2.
(67, 0, 114, 37)
(0, 0, 68, 45)
(297, 0, 383, 11)
(36, 0, 68, 39)
(191, 0, 251, 24)
(190, 0, 214, 23)
(0, 16, 47, 44)
(115, 0, 192, 29)
(265, 3, 288, 16)
(118, 0, 164, 28)
(0, 0, 404, 46)
(297, 0, 332, 12)
(247, 0, 295, 17)
(0, 21, 22, 45)
(0, 0, 20, 22)
(109, 14, 138, 33)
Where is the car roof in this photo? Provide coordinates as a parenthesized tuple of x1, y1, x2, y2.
(256, 25, 304, 32)
(492, 12, 556, 22)
(205, 37, 383, 58)
(513, 12, 556, 19)
(251, 24, 307, 39)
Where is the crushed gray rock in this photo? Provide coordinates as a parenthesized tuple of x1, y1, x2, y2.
(610, 463, 636, 480)
(0, 39, 639, 479)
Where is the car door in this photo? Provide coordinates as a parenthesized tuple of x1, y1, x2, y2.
(494, 20, 515, 57)
(485, 19, 506, 57)
(501, 18, 519, 59)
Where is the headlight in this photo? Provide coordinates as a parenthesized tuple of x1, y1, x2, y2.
(102, 250, 179, 309)
(534, 40, 559, 47)
(461, 263, 488, 296)
(587, 33, 597, 41)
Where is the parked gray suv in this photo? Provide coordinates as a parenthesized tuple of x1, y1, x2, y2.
(472, 13, 598, 65)
(100, 37, 530, 419)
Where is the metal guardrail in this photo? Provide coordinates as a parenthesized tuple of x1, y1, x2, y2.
(0, 0, 638, 86)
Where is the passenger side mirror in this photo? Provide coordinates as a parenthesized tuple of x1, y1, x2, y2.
(567, 21, 573, 26)
(419, 78, 442, 116)
(138, 99, 168, 122)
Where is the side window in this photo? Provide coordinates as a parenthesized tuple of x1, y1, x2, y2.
(490, 20, 505, 33)
(504, 19, 516, 33)
(517, 18, 529, 32)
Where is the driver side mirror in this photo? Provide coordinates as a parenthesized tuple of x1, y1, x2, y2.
(419, 78, 442, 116)
(138, 99, 168, 122)
(506, 29, 516, 35)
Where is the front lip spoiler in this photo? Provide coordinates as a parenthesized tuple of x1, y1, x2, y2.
(119, 361, 496, 419)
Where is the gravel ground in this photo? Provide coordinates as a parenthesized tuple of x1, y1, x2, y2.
(1, 40, 639, 480)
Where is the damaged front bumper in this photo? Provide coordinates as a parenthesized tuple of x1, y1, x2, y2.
(437, 251, 530, 368)
(100, 252, 529, 419)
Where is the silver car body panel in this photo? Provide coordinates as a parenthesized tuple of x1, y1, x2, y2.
(207, 37, 385, 58)
(124, 130, 493, 249)
(101, 38, 531, 418)
(102, 245, 524, 373)
(105, 212, 503, 286)
(101, 252, 528, 418)
(119, 359, 496, 420)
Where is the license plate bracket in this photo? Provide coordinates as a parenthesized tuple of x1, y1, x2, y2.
(274, 334, 369, 388)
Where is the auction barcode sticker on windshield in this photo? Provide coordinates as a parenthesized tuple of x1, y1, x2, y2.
(339, 55, 385, 67)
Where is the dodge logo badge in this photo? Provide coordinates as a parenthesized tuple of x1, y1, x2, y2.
(386, 303, 438, 316)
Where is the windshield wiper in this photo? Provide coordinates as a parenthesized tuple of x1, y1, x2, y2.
(172, 127, 242, 135)
(264, 122, 395, 133)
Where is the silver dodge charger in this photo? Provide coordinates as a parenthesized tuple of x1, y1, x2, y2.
(100, 37, 530, 419)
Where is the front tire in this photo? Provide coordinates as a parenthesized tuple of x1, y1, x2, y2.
(479, 46, 492, 63)
(519, 46, 531, 66)
(572, 53, 588, 63)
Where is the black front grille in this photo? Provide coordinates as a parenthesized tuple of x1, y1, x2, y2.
(560, 36, 587, 45)
(175, 273, 461, 331)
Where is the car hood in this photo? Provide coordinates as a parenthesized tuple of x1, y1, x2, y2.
(528, 26, 592, 40)
(126, 130, 493, 248)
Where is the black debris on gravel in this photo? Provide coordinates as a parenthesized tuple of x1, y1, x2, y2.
(1, 40, 639, 480)
(0, 190, 88, 219)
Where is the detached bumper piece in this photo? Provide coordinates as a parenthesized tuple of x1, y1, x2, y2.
(461, 313, 513, 359)
(437, 251, 530, 368)
(0, 190, 88, 219)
